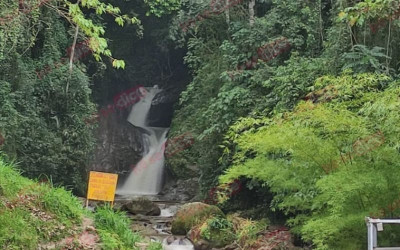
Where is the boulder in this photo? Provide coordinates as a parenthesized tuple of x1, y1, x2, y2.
(160, 177, 200, 201)
(171, 202, 224, 235)
(121, 198, 161, 216)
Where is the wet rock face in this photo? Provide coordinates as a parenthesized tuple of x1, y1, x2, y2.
(147, 87, 182, 128)
(90, 87, 176, 175)
(159, 177, 200, 201)
(147, 93, 174, 128)
(121, 199, 161, 216)
(90, 107, 144, 174)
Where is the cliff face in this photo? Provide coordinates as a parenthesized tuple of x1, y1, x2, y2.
(90, 103, 143, 174)
(90, 88, 179, 175)
(87, 8, 190, 178)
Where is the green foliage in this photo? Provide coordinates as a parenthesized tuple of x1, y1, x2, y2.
(0, 157, 157, 249)
(168, 0, 330, 193)
(194, 213, 268, 248)
(343, 45, 393, 73)
(0, 15, 97, 194)
(144, 0, 181, 17)
(0, 208, 40, 249)
(260, 0, 322, 55)
(336, 0, 400, 74)
(94, 205, 142, 249)
(218, 73, 400, 249)
(42, 186, 84, 222)
(147, 242, 163, 250)
(167, 0, 400, 248)
(0, 0, 143, 67)
(65, 0, 142, 64)
(171, 202, 225, 235)
(260, 55, 328, 112)
(200, 216, 236, 247)
(338, 0, 400, 27)
(228, 214, 268, 248)
(0, 156, 86, 248)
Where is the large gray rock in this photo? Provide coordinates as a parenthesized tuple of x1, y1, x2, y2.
(121, 198, 161, 216)
(160, 177, 200, 201)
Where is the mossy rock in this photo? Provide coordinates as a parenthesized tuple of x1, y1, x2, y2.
(166, 157, 197, 179)
(171, 202, 224, 235)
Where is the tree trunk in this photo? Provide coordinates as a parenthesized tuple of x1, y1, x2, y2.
(249, 0, 255, 27)
(225, 0, 230, 25)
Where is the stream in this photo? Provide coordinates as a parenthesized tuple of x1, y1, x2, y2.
(115, 195, 195, 250)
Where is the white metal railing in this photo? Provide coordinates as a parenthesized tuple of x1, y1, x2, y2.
(366, 217, 400, 250)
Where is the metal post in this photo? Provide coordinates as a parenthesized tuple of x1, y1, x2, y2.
(373, 224, 378, 248)
(367, 219, 374, 250)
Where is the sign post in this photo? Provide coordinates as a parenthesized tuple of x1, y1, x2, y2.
(86, 171, 118, 207)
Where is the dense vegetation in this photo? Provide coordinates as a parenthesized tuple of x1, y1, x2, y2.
(2, 0, 400, 248)
(166, 0, 400, 248)
(0, 0, 184, 195)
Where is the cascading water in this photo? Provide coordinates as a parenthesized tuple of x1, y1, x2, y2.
(117, 86, 169, 195)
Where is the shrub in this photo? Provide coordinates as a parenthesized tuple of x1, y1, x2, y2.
(199, 216, 236, 247)
(220, 74, 400, 249)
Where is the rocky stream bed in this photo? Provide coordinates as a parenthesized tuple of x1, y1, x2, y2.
(115, 195, 195, 250)
(108, 177, 299, 250)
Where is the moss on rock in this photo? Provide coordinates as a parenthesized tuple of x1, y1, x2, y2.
(171, 202, 224, 235)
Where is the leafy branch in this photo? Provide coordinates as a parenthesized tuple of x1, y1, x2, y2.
(60, 0, 142, 69)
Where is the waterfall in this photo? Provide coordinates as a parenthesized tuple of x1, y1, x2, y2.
(117, 86, 169, 195)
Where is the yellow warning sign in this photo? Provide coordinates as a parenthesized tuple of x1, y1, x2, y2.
(87, 171, 118, 203)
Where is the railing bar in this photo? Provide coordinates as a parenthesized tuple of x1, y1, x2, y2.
(366, 217, 400, 249)
(369, 219, 400, 224)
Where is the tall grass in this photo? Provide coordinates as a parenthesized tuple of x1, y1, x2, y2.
(0, 156, 86, 248)
(0, 156, 162, 249)
(94, 205, 142, 249)
(94, 205, 162, 250)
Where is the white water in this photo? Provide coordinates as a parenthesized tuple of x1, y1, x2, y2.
(117, 86, 169, 195)
(162, 237, 194, 250)
(160, 204, 180, 217)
